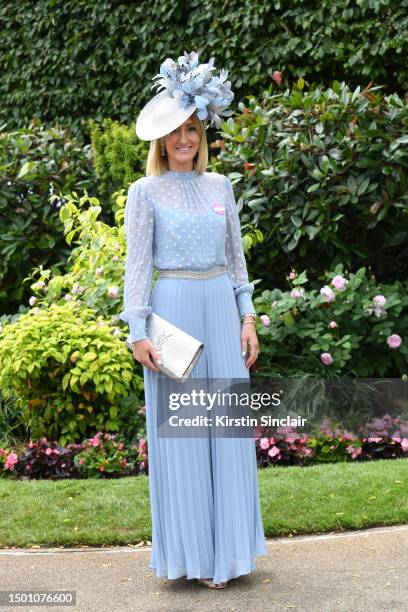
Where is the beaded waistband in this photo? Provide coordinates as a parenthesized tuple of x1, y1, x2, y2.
(158, 265, 228, 279)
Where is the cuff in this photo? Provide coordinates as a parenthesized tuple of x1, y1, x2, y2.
(233, 283, 256, 317)
(118, 306, 152, 343)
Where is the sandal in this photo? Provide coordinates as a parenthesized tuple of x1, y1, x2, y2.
(197, 578, 228, 589)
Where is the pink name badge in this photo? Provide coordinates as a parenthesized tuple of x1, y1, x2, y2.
(212, 202, 225, 215)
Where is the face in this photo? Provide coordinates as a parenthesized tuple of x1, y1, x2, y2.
(163, 116, 201, 171)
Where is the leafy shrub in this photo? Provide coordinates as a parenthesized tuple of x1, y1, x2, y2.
(253, 265, 408, 377)
(29, 189, 128, 315)
(0, 301, 141, 446)
(217, 82, 408, 287)
(89, 118, 149, 201)
(0, 121, 96, 314)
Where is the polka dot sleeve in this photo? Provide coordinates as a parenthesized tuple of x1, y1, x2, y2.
(118, 181, 154, 343)
(223, 176, 256, 317)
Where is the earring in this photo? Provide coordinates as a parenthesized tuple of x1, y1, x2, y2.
(161, 146, 166, 157)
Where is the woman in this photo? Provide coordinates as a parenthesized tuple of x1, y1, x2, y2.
(119, 51, 267, 589)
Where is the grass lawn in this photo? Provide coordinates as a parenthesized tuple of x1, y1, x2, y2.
(0, 458, 407, 548)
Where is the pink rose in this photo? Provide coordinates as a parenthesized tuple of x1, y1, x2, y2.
(289, 271, 296, 280)
(45, 448, 52, 455)
(331, 275, 348, 291)
(320, 352, 333, 366)
(328, 321, 338, 329)
(401, 438, 408, 452)
(387, 334, 402, 349)
(260, 314, 270, 326)
(320, 286, 335, 303)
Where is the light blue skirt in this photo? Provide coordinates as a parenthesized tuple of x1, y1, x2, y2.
(143, 271, 267, 583)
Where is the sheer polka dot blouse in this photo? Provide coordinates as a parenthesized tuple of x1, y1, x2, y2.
(119, 169, 256, 342)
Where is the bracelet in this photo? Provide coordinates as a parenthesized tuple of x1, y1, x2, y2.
(241, 314, 256, 322)
(242, 321, 256, 326)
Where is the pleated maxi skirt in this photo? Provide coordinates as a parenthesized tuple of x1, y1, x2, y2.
(143, 271, 267, 584)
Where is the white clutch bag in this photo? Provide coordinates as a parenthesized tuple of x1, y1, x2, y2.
(125, 312, 204, 383)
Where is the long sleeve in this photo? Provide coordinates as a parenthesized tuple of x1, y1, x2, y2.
(223, 175, 256, 316)
(118, 181, 154, 342)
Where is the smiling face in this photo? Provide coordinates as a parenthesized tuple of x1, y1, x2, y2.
(163, 115, 201, 171)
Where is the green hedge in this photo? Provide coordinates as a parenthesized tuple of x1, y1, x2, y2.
(1, 0, 408, 138)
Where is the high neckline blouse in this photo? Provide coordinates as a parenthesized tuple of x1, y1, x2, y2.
(164, 169, 198, 179)
(119, 170, 256, 343)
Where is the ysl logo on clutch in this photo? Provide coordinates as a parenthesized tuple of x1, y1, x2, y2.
(155, 329, 173, 350)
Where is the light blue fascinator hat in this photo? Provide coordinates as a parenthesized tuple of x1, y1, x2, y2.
(135, 50, 234, 141)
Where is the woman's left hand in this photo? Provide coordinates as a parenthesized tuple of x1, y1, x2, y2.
(241, 324, 259, 369)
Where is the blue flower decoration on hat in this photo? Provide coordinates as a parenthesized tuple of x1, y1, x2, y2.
(150, 50, 234, 128)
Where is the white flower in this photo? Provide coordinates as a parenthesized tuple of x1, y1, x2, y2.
(29, 296, 37, 307)
(108, 286, 119, 299)
(373, 295, 387, 308)
(320, 286, 335, 303)
(331, 275, 348, 291)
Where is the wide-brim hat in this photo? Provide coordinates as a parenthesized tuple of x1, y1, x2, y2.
(136, 90, 197, 141)
(135, 50, 234, 142)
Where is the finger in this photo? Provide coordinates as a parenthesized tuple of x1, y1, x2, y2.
(142, 359, 160, 372)
(147, 352, 161, 372)
(241, 334, 248, 358)
(151, 348, 162, 365)
(246, 344, 259, 368)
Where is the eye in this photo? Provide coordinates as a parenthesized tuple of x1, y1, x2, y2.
(188, 126, 197, 131)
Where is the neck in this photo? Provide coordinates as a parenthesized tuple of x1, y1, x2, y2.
(167, 161, 195, 172)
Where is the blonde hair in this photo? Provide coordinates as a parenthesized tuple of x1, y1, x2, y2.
(145, 111, 208, 176)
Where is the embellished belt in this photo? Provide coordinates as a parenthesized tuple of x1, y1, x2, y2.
(158, 265, 228, 279)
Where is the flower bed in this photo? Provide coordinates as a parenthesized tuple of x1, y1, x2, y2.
(0, 433, 148, 480)
(1, 415, 407, 479)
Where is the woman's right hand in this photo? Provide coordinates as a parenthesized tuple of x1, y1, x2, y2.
(132, 339, 162, 372)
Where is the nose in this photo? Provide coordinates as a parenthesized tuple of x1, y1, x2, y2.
(177, 127, 190, 143)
